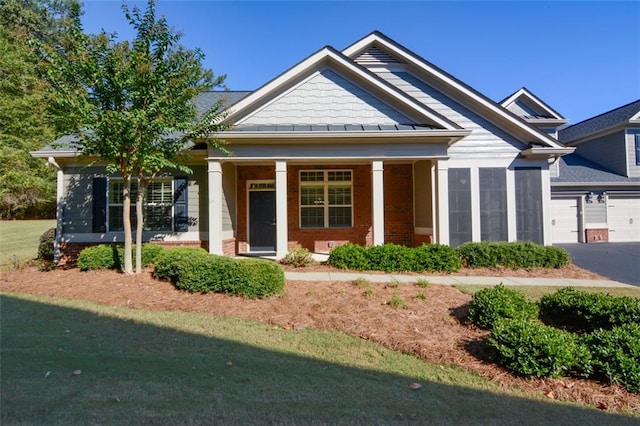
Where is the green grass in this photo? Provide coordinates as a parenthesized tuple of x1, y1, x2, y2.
(455, 285, 640, 301)
(0, 220, 56, 268)
(2, 292, 638, 424)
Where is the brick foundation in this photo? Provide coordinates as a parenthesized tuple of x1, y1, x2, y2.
(585, 228, 609, 243)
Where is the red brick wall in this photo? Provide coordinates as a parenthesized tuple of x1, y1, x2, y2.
(384, 164, 414, 246)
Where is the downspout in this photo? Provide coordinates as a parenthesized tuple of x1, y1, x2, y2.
(47, 157, 64, 263)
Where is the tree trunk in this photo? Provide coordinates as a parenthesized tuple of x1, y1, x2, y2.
(135, 178, 145, 274)
(122, 174, 133, 275)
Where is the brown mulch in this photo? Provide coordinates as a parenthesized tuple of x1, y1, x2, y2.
(1, 265, 638, 415)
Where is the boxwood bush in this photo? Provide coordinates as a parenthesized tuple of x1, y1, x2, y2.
(457, 242, 570, 269)
(327, 243, 460, 272)
(77, 243, 166, 271)
(153, 250, 284, 298)
(37, 228, 56, 262)
(467, 284, 539, 330)
(584, 323, 640, 393)
(539, 287, 640, 332)
(488, 318, 592, 379)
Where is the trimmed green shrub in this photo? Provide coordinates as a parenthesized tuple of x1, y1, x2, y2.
(37, 228, 56, 261)
(539, 287, 640, 332)
(584, 323, 640, 393)
(327, 243, 369, 270)
(467, 284, 539, 330)
(488, 318, 592, 378)
(153, 251, 284, 298)
(457, 242, 570, 269)
(366, 243, 415, 272)
(280, 247, 314, 267)
(77, 243, 167, 271)
(412, 243, 461, 272)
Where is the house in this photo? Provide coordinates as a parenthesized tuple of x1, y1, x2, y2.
(549, 100, 640, 243)
(33, 31, 575, 263)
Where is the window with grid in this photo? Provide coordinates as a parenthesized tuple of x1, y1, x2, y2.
(300, 170, 352, 228)
(108, 179, 173, 232)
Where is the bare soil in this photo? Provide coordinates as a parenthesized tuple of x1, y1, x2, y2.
(1, 264, 638, 415)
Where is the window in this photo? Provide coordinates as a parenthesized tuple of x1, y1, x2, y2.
(479, 168, 507, 241)
(108, 178, 175, 232)
(448, 168, 472, 247)
(300, 170, 352, 228)
(635, 134, 640, 166)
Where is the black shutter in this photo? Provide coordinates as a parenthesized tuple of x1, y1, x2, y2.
(174, 177, 189, 232)
(92, 177, 108, 233)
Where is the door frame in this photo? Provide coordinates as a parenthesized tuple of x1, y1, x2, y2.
(246, 180, 276, 252)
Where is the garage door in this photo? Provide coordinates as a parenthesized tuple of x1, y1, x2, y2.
(608, 197, 640, 242)
(551, 198, 580, 243)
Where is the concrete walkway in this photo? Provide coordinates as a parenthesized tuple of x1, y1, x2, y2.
(284, 271, 636, 288)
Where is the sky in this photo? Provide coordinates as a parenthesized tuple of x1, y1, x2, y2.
(79, 0, 640, 125)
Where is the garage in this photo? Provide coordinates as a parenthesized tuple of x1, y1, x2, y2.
(551, 197, 580, 243)
(607, 197, 640, 242)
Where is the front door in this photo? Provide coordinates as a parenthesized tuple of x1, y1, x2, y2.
(249, 190, 276, 250)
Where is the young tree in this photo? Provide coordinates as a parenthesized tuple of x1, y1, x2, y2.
(39, 0, 227, 274)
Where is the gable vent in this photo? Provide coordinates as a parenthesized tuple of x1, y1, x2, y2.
(354, 46, 404, 66)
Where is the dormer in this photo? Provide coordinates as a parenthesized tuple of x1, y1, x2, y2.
(501, 87, 568, 138)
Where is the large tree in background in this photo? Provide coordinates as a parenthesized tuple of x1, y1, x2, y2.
(0, 0, 78, 219)
(39, 0, 227, 274)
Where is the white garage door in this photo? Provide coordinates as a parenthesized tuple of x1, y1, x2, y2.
(608, 197, 640, 242)
(551, 197, 580, 243)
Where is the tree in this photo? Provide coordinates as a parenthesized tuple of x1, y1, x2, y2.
(0, 0, 78, 219)
(39, 0, 227, 274)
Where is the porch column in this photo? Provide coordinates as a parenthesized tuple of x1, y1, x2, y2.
(207, 159, 223, 255)
(275, 160, 288, 258)
(435, 160, 450, 245)
(372, 160, 385, 246)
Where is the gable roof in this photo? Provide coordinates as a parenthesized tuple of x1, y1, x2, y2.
(500, 87, 567, 124)
(221, 45, 463, 132)
(558, 99, 640, 144)
(342, 31, 570, 151)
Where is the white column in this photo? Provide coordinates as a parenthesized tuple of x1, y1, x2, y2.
(541, 166, 553, 245)
(470, 167, 480, 242)
(54, 168, 64, 262)
(436, 160, 450, 245)
(372, 160, 385, 246)
(208, 160, 223, 255)
(275, 160, 288, 258)
(506, 168, 517, 241)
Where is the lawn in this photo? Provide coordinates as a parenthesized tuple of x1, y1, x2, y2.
(1, 292, 637, 425)
(0, 220, 55, 268)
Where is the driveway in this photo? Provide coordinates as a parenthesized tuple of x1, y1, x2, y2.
(557, 243, 640, 286)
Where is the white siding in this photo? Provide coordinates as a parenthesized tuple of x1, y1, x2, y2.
(241, 69, 412, 125)
(375, 71, 526, 158)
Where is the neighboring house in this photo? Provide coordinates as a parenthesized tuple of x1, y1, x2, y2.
(547, 100, 640, 243)
(33, 31, 575, 262)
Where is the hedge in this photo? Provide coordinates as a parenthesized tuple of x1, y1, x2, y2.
(153, 249, 284, 298)
(457, 242, 570, 269)
(77, 243, 166, 271)
(467, 284, 539, 330)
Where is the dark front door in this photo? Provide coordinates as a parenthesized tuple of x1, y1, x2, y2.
(249, 191, 276, 249)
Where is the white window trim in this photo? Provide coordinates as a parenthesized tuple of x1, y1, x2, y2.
(299, 169, 353, 229)
(107, 177, 175, 233)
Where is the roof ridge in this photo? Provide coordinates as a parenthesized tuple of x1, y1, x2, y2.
(561, 98, 640, 131)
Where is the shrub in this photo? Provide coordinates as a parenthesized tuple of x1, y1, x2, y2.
(366, 243, 415, 272)
(327, 243, 369, 270)
(37, 228, 56, 262)
(413, 244, 461, 272)
(488, 319, 592, 378)
(153, 251, 284, 298)
(279, 248, 313, 267)
(78, 243, 167, 271)
(467, 284, 539, 330)
(584, 323, 640, 393)
(77, 244, 122, 271)
(457, 242, 570, 269)
(539, 287, 640, 332)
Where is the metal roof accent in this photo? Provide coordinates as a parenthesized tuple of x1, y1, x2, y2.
(552, 153, 640, 184)
(229, 123, 436, 132)
(500, 87, 567, 121)
(559, 99, 640, 143)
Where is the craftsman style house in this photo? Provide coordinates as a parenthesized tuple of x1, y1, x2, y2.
(34, 31, 575, 261)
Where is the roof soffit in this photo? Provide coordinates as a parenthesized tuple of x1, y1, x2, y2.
(343, 32, 567, 149)
(223, 46, 460, 131)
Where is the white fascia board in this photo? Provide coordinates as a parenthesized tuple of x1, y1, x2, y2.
(521, 147, 575, 159)
(343, 33, 566, 149)
(629, 110, 640, 121)
(224, 47, 460, 131)
(551, 181, 640, 188)
(501, 88, 566, 120)
(30, 149, 80, 158)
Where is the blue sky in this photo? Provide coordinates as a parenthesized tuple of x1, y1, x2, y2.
(80, 1, 640, 124)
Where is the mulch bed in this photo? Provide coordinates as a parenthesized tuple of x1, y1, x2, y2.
(1, 265, 638, 415)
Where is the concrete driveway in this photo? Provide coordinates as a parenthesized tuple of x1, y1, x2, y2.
(557, 243, 640, 286)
